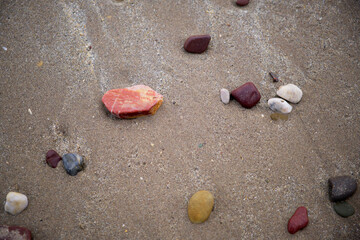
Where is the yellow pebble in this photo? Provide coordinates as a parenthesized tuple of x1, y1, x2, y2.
(188, 190, 214, 224)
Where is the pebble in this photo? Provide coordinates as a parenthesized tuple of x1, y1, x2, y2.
(277, 84, 303, 103)
(0, 225, 32, 240)
(188, 190, 214, 223)
(287, 206, 309, 234)
(328, 176, 357, 202)
(333, 201, 355, 218)
(236, 0, 250, 6)
(268, 98, 292, 114)
(5, 192, 28, 215)
(220, 88, 230, 104)
(231, 82, 261, 109)
(270, 113, 289, 121)
(184, 35, 211, 54)
(102, 85, 163, 119)
(62, 153, 84, 176)
(46, 150, 62, 168)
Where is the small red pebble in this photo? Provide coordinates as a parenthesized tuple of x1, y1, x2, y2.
(0, 225, 32, 240)
(288, 206, 309, 234)
(184, 35, 211, 54)
(46, 150, 62, 168)
(236, 0, 250, 6)
(231, 82, 261, 109)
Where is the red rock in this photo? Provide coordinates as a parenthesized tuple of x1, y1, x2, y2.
(102, 85, 163, 119)
(184, 35, 211, 54)
(0, 225, 32, 240)
(236, 0, 250, 6)
(231, 82, 261, 108)
(46, 150, 62, 168)
(288, 206, 309, 234)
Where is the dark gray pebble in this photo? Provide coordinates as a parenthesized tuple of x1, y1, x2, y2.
(328, 176, 357, 202)
(333, 201, 355, 218)
(62, 153, 84, 176)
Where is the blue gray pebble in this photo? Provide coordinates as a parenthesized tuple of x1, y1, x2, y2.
(62, 153, 84, 176)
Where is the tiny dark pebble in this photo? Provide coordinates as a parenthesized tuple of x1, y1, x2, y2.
(236, 0, 250, 6)
(269, 72, 279, 82)
(62, 153, 84, 176)
(46, 150, 62, 168)
(184, 35, 211, 54)
(328, 176, 357, 202)
(333, 201, 355, 218)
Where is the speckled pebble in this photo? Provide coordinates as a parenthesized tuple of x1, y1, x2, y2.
(62, 153, 84, 176)
(268, 98, 292, 114)
(220, 88, 230, 104)
(328, 175, 357, 202)
(188, 190, 214, 224)
(333, 201, 355, 218)
(4, 192, 28, 215)
(0, 225, 32, 240)
(288, 206, 309, 234)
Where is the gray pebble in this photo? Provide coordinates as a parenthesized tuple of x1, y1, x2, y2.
(328, 175, 357, 202)
(220, 88, 230, 104)
(62, 153, 84, 176)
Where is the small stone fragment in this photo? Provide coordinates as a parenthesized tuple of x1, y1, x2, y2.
(288, 206, 309, 234)
(231, 82, 261, 109)
(184, 35, 211, 54)
(333, 201, 355, 218)
(5, 192, 28, 215)
(62, 153, 84, 176)
(0, 225, 32, 240)
(236, 0, 250, 6)
(188, 190, 214, 223)
(102, 85, 163, 119)
(270, 113, 289, 121)
(46, 150, 62, 168)
(268, 98, 292, 114)
(269, 72, 279, 82)
(277, 84, 303, 103)
(328, 176, 357, 202)
(220, 88, 230, 104)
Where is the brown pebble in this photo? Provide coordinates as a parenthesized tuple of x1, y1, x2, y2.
(184, 35, 211, 54)
(270, 113, 288, 121)
(236, 0, 250, 6)
(231, 82, 261, 109)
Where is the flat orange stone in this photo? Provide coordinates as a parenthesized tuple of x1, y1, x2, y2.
(102, 85, 163, 119)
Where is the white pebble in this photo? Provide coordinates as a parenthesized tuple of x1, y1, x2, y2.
(220, 88, 230, 104)
(268, 98, 292, 114)
(2, 46, 7, 51)
(5, 192, 28, 215)
(276, 84, 303, 103)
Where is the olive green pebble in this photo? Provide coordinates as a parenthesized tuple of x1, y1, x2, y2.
(188, 190, 214, 224)
(333, 201, 355, 218)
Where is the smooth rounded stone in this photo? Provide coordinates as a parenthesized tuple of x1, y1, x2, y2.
(268, 98, 292, 114)
(288, 206, 309, 234)
(328, 175, 357, 202)
(230, 82, 261, 109)
(46, 150, 62, 168)
(0, 225, 32, 240)
(102, 85, 163, 119)
(5, 192, 28, 215)
(184, 35, 211, 54)
(277, 84, 303, 103)
(236, 0, 250, 6)
(270, 113, 289, 121)
(333, 201, 355, 218)
(62, 153, 84, 176)
(220, 88, 230, 104)
(188, 190, 214, 224)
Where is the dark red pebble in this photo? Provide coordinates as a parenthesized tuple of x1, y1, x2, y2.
(288, 207, 309, 234)
(184, 35, 211, 54)
(236, 0, 250, 6)
(46, 150, 62, 168)
(231, 82, 261, 108)
(0, 225, 32, 240)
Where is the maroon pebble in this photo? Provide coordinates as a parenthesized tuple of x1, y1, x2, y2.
(288, 207, 309, 234)
(184, 35, 211, 54)
(236, 0, 250, 6)
(46, 150, 62, 168)
(0, 225, 32, 240)
(231, 82, 261, 108)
